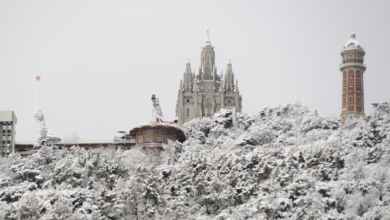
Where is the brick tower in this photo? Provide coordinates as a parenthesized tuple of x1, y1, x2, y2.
(340, 32, 366, 120)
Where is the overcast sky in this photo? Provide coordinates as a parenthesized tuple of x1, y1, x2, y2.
(1, 0, 389, 141)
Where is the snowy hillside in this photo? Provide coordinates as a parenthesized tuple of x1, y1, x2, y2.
(1, 103, 389, 219)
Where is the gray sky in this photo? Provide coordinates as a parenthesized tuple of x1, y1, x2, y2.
(1, 0, 389, 141)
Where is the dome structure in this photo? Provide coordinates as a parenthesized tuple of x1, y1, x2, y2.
(343, 32, 364, 51)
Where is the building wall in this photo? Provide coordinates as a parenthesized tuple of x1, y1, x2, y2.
(0, 111, 17, 156)
(135, 128, 178, 145)
(340, 50, 366, 120)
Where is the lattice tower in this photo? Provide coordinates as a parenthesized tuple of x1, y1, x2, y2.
(30, 76, 45, 143)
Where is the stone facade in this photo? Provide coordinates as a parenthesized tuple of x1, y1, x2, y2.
(176, 31, 242, 126)
(340, 33, 366, 120)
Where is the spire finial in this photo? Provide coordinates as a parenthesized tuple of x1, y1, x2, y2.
(228, 59, 231, 64)
(350, 28, 356, 39)
(206, 29, 210, 44)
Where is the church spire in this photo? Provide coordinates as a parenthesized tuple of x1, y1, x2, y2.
(199, 29, 215, 80)
(185, 59, 191, 74)
(224, 59, 235, 93)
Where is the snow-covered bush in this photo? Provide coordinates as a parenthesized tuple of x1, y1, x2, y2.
(0, 102, 388, 219)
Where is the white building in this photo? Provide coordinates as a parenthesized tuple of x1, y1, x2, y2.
(0, 111, 17, 155)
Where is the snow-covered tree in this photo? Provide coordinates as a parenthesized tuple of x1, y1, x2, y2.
(0, 102, 388, 219)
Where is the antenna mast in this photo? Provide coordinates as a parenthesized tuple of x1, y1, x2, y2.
(30, 76, 45, 143)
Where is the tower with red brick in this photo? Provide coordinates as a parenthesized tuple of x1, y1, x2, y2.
(340, 33, 366, 120)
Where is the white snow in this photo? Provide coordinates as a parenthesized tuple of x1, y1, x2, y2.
(0, 102, 389, 219)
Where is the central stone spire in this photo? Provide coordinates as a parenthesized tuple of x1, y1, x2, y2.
(200, 30, 215, 80)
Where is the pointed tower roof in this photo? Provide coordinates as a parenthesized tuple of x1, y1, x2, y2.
(226, 59, 233, 75)
(185, 59, 192, 74)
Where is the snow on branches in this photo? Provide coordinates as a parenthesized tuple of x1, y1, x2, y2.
(0, 103, 389, 219)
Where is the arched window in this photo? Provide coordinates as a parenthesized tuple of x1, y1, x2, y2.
(343, 78, 346, 87)
(166, 137, 170, 144)
(187, 99, 189, 103)
(146, 136, 151, 143)
(156, 136, 162, 143)
(343, 98, 345, 107)
(187, 108, 189, 117)
(349, 96, 353, 106)
(205, 99, 212, 116)
(357, 97, 361, 106)
(138, 137, 143, 145)
(357, 78, 360, 86)
(349, 78, 353, 87)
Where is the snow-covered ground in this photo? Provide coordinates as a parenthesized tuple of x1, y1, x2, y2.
(0, 103, 389, 219)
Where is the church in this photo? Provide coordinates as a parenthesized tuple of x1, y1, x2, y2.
(176, 31, 242, 126)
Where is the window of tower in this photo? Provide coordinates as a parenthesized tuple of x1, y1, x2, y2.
(186, 108, 189, 117)
(187, 99, 189, 103)
(343, 79, 346, 87)
(343, 98, 345, 107)
(156, 136, 162, 144)
(349, 78, 353, 87)
(349, 96, 353, 106)
(146, 136, 151, 143)
(358, 97, 361, 106)
(357, 78, 360, 87)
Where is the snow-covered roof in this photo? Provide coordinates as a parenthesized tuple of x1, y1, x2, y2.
(128, 122, 187, 141)
(343, 32, 364, 50)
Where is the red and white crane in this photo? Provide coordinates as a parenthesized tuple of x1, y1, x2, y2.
(151, 94, 178, 124)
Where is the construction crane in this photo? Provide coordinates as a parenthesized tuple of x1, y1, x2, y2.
(151, 94, 164, 117)
(151, 94, 178, 124)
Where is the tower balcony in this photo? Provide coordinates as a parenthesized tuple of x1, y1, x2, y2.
(339, 62, 366, 70)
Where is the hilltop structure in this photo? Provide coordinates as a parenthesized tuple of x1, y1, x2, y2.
(129, 95, 186, 155)
(340, 33, 366, 120)
(176, 31, 242, 126)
